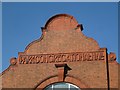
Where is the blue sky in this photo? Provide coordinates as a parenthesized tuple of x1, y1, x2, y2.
(2, 2, 118, 72)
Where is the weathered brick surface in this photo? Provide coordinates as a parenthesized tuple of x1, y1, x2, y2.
(25, 14, 99, 55)
(109, 62, 119, 88)
(1, 61, 118, 88)
(1, 14, 119, 89)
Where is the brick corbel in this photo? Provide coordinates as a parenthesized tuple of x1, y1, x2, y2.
(55, 64, 71, 82)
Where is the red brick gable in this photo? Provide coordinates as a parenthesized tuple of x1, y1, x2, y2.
(24, 14, 100, 55)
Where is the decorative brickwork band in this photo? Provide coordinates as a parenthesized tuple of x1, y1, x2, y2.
(18, 49, 106, 64)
